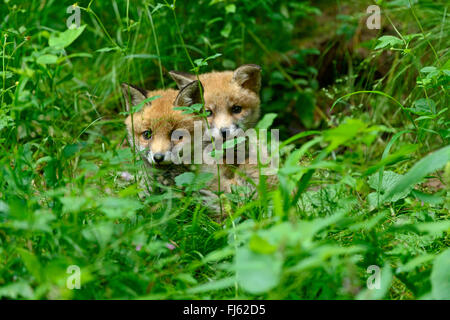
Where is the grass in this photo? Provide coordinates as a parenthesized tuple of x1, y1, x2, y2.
(0, 0, 449, 300)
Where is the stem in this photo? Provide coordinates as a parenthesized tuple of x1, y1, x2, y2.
(145, 6, 165, 88)
(1, 34, 6, 109)
(81, 6, 119, 49)
(166, 0, 224, 216)
(408, 0, 440, 64)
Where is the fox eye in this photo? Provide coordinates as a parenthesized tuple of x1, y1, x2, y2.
(231, 105, 242, 114)
(142, 130, 152, 140)
(205, 109, 213, 117)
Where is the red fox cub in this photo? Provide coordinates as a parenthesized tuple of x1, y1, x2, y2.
(169, 64, 261, 140)
(121, 81, 202, 185)
(169, 65, 274, 194)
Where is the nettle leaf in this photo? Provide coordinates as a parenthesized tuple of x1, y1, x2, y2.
(249, 234, 277, 254)
(222, 137, 246, 150)
(175, 172, 213, 191)
(374, 35, 403, 50)
(220, 22, 232, 38)
(411, 190, 444, 205)
(431, 249, 450, 299)
(323, 118, 368, 151)
(49, 25, 86, 49)
(420, 66, 437, 74)
(225, 4, 236, 14)
(173, 103, 203, 114)
(409, 98, 436, 115)
(0, 112, 14, 131)
(36, 54, 58, 65)
(403, 33, 422, 43)
(60, 196, 89, 213)
(396, 254, 435, 274)
(235, 247, 282, 294)
(98, 197, 143, 219)
(175, 172, 195, 187)
(416, 221, 450, 237)
(193, 53, 222, 70)
(383, 145, 450, 202)
(81, 222, 114, 248)
(368, 171, 413, 203)
(62, 142, 85, 158)
(0, 281, 34, 299)
(256, 113, 277, 130)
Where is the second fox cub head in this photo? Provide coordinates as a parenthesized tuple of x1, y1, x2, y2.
(169, 64, 261, 139)
(122, 81, 202, 166)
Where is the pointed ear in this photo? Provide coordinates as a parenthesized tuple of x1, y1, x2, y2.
(232, 64, 262, 93)
(121, 83, 148, 112)
(174, 80, 203, 107)
(169, 71, 196, 89)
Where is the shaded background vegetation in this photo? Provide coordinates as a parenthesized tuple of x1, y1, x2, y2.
(0, 0, 449, 299)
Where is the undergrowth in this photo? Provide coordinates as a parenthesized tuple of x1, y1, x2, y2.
(0, 0, 449, 299)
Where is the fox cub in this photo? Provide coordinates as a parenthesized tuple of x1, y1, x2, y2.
(121, 81, 202, 186)
(169, 65, 269, 193)
(169, 64, 261, 140)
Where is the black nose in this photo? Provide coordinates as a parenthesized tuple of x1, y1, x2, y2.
(220, 128, 229, 139)
(153, 153, 164, 163)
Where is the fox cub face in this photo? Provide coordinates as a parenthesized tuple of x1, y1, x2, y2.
(122, 81, 202, 166)
(169, 64, 261, 139)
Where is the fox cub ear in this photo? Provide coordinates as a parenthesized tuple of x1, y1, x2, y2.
(174, 80, 203, 107)
(232, 64, 262, 94)
(121, 83, 148, 112)
(169, 71, 196, 89)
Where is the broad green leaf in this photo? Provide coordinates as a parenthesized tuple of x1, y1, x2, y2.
(60, 196, 89, 213)
(411, 190, 444, 205)
(323, 118, 367, 151)
(225, 4, 236, 13)
(222, 136, 246, 150)
(368, 171, 413, 203)
(374, 35, 403, 50)
(220, 22, 232, 38)
(409, 99, 435, 115)
(235, 247, 282, 294)
(249, 234, 277, 254)
(98, 197, 143, 219)
(173, 103, 203, 114)
(431, 249, 450, 299)
(0, 282, 34, 299)
(256, 113, 277, 130)
(49, 25, 87, 49)
(416, 221, 450, 237)
(396, 254, 435, 274)
(383, 145, 450, 201)
(420, 66, 437, 73)
(175, 172, 195, 187)
(81, 222, 114, 248)
(16, 248, 42, 282)
(36, 54, 58, 65)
